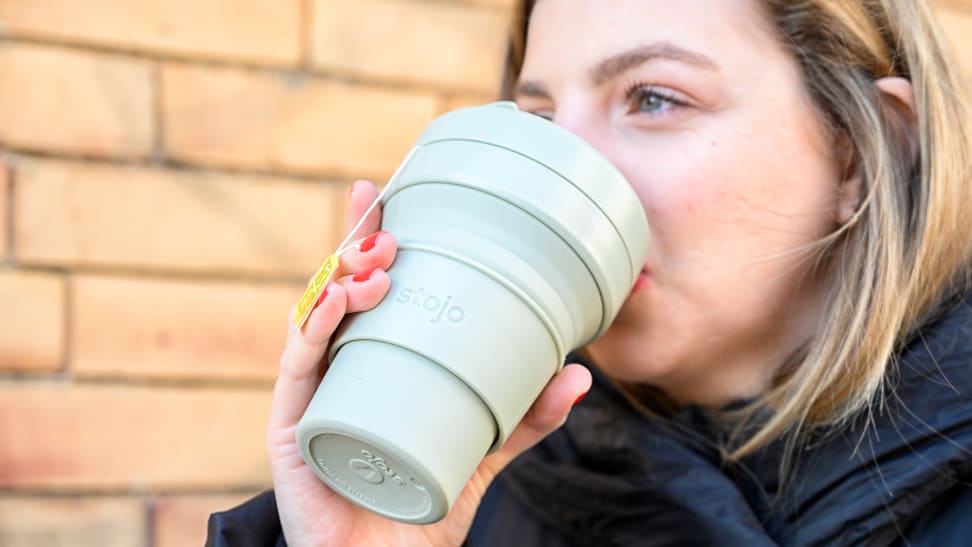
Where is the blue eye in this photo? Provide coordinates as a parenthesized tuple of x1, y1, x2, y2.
(625, 84, 681, 115)
(637, 91, 671, 113)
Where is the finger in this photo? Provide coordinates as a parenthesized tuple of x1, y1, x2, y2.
(269, 283, 348, 431)
(345, 180, 382, 238)
(479, 363, 592, 475)
(339, 230, 397, 275)
(334, 268, 391, 313)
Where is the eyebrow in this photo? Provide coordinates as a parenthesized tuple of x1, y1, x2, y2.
(514, 42, 719, 98)
(591, 42, 719, 85)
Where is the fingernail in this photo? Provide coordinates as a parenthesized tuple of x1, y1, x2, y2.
(313, 287, 329, 309)
(353, 268, 379, 283)
(573, 391, 588, 406)
(359, 231, 384, 253)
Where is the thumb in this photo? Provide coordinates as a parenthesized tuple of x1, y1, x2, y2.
(478, 363, 592, 478)
(407, 364, 591, 536)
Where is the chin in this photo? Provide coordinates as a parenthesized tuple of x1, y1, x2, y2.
(607, 290, 645, 324)
(583, 327, 668, 384)
(581, 286, 674, 380)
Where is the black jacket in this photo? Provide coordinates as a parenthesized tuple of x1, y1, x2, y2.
(208, 296, 972, 546)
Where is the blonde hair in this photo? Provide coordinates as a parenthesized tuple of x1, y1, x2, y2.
(505, 0, 972, 458)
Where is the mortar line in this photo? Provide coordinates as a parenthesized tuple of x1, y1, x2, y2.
(145, 495, 156, 547)
(5, 148, 381, 186)
(151, 61, 165, 165)
(59, 271, 73, 375)
(0, 35, 497, 97)
(0, 373, 275, 391)
(0, 262, 315, 287)
(300, 0, 314, 70)
(0, 485, 270, 498)
(5, 161, 13, 260)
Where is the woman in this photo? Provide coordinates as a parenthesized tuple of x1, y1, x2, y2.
(208, 0, 972, 545)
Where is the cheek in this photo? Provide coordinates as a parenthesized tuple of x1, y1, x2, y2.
(730, 145, 840, 246)
(618, 145, 744, 254)
(718, 104, 843, 244)
(617, 131, 840, 274)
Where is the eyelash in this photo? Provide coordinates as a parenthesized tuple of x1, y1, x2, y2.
(622, 81, 685, 116)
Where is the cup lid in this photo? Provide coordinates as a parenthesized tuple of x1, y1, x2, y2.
(410, 102, 649, 293)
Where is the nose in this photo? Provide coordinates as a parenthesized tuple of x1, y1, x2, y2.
(552, 108, 597, 147)
(547, 102, 648, 213)
(551, 105, 616, 170)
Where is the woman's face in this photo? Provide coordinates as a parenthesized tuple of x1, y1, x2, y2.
(516, 0, 847, 406)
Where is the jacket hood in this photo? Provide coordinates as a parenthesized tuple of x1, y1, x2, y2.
(485, 296, 972, 546)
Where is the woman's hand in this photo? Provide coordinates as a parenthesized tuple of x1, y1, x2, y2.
(267, 180, 592, 547)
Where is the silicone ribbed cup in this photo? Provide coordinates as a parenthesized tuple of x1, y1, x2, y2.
(296, 102, 649, 524)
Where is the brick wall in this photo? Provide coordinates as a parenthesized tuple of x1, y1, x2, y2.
(0, 1, 512, 545)
(0, 1, 969, 545)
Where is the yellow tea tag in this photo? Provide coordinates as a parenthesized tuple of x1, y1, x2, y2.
(291, 148, 419, 332)
(293, 253, 340, 331)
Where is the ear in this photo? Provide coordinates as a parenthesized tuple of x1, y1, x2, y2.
(835, 77, 918, 226)
(835, 136, 862, 226)
(875, 76, 919, 168)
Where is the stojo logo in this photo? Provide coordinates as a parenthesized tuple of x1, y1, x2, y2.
(350, 449, 407, 487)
(348, 458, 384, 484)
(395, 288, 465, 323)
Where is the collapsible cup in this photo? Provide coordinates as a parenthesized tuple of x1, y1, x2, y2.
(296, 102, 649, 523)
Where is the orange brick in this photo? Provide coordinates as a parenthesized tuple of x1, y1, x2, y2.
(0, 496, 145, 547)
(935, 7, 972, 74)
(331, 179, 396, 239)
(0, 162, 7, 258)
(72, 275, 296, 381)
(14, 158, 342, 276)
(0, 0, 300, 65)
(0, 384, 272, 489)
(161, 63, 440, 178)
(0, 270, 65, 372)
(443, 95, 500, 114)
(154, 493, 258, 547)
(311, 0, 511, 92)
(0, 44, 152, 158)
(932, 0, 972, 13)
(473, 0, 518, 7)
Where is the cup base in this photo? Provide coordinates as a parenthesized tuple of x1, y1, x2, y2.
(296, 339, 497, 523)
(308, 431, 436, 522)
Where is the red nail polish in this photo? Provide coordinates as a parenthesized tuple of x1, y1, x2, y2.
(353, 268, 378, 283)
(359, 231, 383, 253)
(573, 392, 588, 406)
(314, 288, 329, 308)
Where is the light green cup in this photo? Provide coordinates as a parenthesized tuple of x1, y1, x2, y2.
(296, 102, 649, 523)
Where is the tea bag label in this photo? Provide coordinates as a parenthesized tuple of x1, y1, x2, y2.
(294, 254, 340, 331)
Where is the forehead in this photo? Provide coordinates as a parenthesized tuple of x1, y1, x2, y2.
(523, 0, 776, 75)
